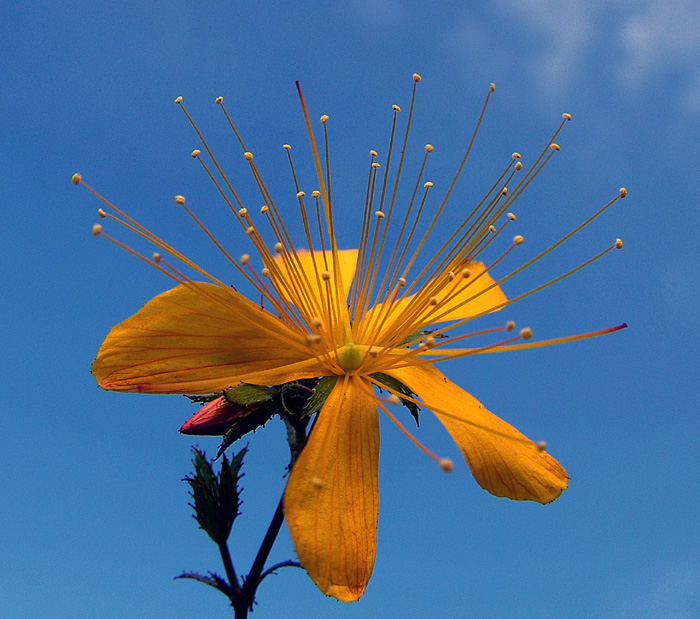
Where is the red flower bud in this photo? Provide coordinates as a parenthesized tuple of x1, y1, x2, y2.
(179, 396, 247, 436)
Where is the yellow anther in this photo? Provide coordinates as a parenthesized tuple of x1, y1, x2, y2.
(321, 271, 331, 281)
(424, 181, 433, 188)
(489, 225, 497, 233)
(502, 187, 508, 195)
(413, 73, 421, 82)
(261, 267, 270, 277)
(513, 235, 524, 245)
(388, 394, 401, 405)
(369, 347, 380, 358)
(429, 296, 438, 306)
(536, 441, 548, 451)
(174, 96, 183, 104)
(283, 144, 291, 150)
(153, 253, 162, 263)
(562, 113, 572, 121)
(375, 210, 385, 219)
(296, 191, 305, 198)
(505, 320, 515, 332)
(512, 152, 521, 160)
(461, 268, 471, 278)
(490, 83, 496, 92)
(92, 224, 102, 236)
(398, 277, 407, 287)
(311, 477, 325, 489)
(98, 209, 107, 218)
(311, 317, 323, 330)
(244, 152, 253, 161)
(239, 207, 247, 216)
(372, 162, 381, 169)
(215, 96, 223, 105)
(508, 212, 516, 220)
(520, 327, 533, 339)
(425, 336, 436, 348)
(274, 242, 284, 253)
(320, 115, 329, 124)
(260, 205, 269, 214)
(425, 144, 434, 153)
(550, 143, 560, 151)
(619, 187, 627, 198)
(191, 149, 201, 158)
(370, 150, 378, 157)
(615, 238, 624, 249)
(440, 458, 454, 472)
(306, 334, 322, 345)
(246, 226, 255, 235)
(175, 195, 185, 204)
(393, 104, 401, 112)
(71, 173, 82, 185)
(240, 254, 250, 265)
(312, 190, 320, 198)
(515, 161, 523, 171)
(447, 271, 456, 281)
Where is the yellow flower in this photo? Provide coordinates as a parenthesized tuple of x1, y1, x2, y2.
(74, 75, 626, 602)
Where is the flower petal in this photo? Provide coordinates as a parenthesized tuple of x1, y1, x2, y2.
(389, 364, 568, 503)
(419, 260, 507, 322)
(273, 249, 358, 309)
(360, 261, 507, 343)
(92, 283, 322, 393)
(284, 376, 379, 601)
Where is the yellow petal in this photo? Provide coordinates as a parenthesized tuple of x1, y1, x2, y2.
(273, 249, 357, 311)
(388, 364, 568, 503)
(92, 283, 322, 393)
(284, 376, 379, 601)
(360, 261, 507, 343)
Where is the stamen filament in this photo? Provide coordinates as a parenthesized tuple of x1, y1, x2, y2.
(365, 373, 539, 448)
(359, 377, 450, 469)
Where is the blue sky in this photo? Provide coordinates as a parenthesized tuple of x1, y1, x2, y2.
(2, 1, 699, 617)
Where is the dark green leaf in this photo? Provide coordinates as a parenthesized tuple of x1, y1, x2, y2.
(302, 376, 337, 417)
(184, 447, 246, 545)
(370, 372, 421, 426)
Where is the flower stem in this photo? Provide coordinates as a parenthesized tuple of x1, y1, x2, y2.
(231, 413, 311, 617)
(235, 496, 286, 616)
(217, 540, 241, 597)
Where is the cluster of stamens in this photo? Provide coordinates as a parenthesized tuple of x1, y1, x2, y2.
(72, 73, 627, 470)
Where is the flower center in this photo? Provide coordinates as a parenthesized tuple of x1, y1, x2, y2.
(336, 343, 366, 372)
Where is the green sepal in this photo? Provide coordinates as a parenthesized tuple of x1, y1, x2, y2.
(370, 372, 421, 426)
(223, 384, 277, 406)
(214, 380, 319, 458)
(302, 376, 337, 417)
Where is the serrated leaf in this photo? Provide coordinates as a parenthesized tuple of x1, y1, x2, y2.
(184, 447, 246, 545)
(370, 372, 421, 426)
(224, 384, 277, 406)
(302, 376, 337, 417)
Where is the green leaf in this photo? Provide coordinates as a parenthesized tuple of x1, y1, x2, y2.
(302, 376, 337, 417)
(370, 372, 421, 426)
(184, 447, 246, 545)
(399, 329, 448, 346)
(223, 384, 277, 406)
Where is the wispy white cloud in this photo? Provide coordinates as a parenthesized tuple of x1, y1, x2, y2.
(618, 0, 700, 111)
(450, 0, 700, 114)
(493, 0, 595, 99)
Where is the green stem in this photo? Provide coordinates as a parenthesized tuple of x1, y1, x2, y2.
(231, 414, 311, 617)
(217, 540, 240, 597)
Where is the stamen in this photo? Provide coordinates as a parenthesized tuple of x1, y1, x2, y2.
(362, 379, 452, 471)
